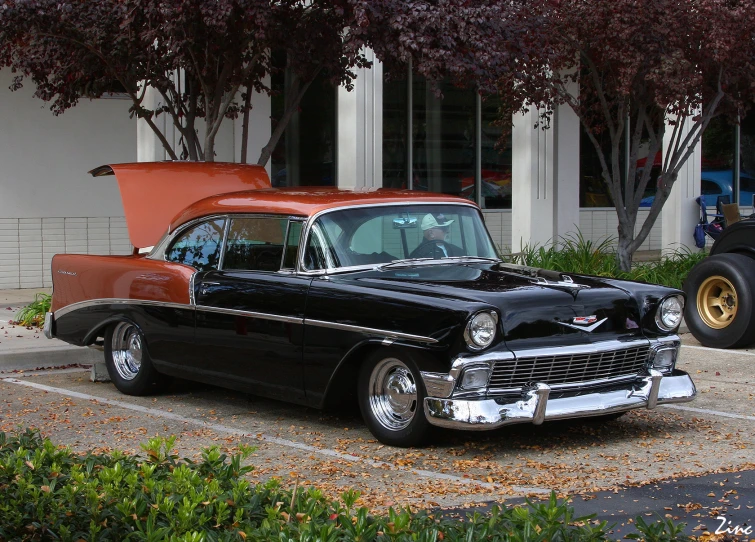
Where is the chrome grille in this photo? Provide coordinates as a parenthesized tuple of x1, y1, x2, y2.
(489, 345, 651, 390)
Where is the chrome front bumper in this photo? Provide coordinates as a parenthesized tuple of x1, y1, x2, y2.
(423, 369, 696, 430)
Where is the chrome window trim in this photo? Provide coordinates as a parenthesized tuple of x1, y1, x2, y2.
(195, 305, 303, 325)
(304, 318, 439, 344)
(217, 218, 232, 270)
(150, 213, 306, 263)
(189, 271, 198, 306)
(297, 201, 486, 274)
(54, 298, 193, 319)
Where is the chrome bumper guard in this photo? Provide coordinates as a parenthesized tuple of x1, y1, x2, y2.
(423, 369, 696, 430)
(43, 311, 54, 339)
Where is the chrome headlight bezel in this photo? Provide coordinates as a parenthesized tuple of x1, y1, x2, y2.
(655, 295, 685, 332)
(463, 311, 498, 351)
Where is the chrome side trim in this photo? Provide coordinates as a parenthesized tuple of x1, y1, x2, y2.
(54, 298, 193, 319)
(424, 370, 696, 431)
(305, 318, 439, 344)
(195, 305, 303, 325)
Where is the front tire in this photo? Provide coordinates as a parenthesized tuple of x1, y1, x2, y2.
(104, 322, 165, 395)
(683, 253, 755, 348)
(358, 348, 431, 447)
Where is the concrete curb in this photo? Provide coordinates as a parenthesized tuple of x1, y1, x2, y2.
(0, 345, 102, 373)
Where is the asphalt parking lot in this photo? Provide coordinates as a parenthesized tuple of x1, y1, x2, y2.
(1, 331, 754, 535)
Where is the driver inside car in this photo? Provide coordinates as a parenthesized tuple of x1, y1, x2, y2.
(409, 213, 465, 259)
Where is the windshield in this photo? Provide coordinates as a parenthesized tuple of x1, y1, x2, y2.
(303, 204, 499, 270)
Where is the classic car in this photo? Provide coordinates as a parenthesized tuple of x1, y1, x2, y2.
(45, 162, 696, 447)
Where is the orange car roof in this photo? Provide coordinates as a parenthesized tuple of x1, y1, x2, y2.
(169, 187, 475, 232)
(91, 162, 271, 248)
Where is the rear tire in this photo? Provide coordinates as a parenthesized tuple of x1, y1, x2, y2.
(104, 322, 165, 395)
(683, 253, 755, 348)
(358, 348, 431, 447)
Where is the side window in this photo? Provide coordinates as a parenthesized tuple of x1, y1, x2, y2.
(166, 219, 225, 271)
(223, 217, 288, 272)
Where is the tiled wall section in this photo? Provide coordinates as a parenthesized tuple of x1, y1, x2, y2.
(482, 209, 663, 252)
(578, 209, 662, 251)
(0, 217, 131, 289)
(482, 210, 513, 252)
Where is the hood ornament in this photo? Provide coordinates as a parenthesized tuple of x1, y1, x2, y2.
(557, 315, 607, 332)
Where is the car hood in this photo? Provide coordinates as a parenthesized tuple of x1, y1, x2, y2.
(330, 262, 645, 349)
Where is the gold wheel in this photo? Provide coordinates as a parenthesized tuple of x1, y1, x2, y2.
(697, 275, 738, 329)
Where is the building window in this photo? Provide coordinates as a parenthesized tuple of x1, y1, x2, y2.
(579, 116, 663, 209)
(383, 67, 512, 209)
(701, 110, 755, 207)
(270, 53, 336, 187)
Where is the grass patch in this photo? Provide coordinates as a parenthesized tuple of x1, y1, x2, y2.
(0, 429, 690, 541)
(13, 293, 51, 327)
(505, 233, 706, 289)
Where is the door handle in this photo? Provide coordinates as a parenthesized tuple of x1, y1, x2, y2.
(199, 282, 220, 296)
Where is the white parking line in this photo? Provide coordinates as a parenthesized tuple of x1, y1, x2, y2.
(662, 404, 755, 421)
(681, 344, 755, 357)
(0, 367, 89, 378)
(0, 377, 551, 495)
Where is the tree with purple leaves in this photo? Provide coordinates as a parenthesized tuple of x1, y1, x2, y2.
(353, 0, 755, 270)
(0, 0, 367, 164)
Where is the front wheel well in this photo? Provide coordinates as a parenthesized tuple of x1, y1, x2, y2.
(321, 343, 442, 410)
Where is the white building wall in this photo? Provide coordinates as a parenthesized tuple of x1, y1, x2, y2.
(0, 70, 136, 289)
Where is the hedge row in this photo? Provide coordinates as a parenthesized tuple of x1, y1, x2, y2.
(0, 429, 688, 541)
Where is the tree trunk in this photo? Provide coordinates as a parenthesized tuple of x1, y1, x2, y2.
(257, 70, 320, 168)
(240, 86, 252, 164)
(616, 234, 634, 272)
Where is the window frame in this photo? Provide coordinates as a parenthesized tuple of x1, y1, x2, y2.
(154, 214, 306, 274)
(220, 215, 304, 273)
(164, 216, 227, 272)
(298, 201, 496, 275)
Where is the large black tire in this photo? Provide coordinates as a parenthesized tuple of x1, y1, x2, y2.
(683, 253, 755, 349)
(357, 348, 432, 447)
(104, 321, 165, 395)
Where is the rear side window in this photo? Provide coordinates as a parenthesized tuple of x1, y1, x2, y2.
(166, 219, 226, 271)
(223, 217, 290, 272)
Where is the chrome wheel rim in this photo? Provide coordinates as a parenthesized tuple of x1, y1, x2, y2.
(697, 275, 738, 329)
(368, 357, 418, 431)
(111, 322, 143, 381)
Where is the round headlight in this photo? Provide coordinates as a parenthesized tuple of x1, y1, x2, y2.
(655, 296, 684, 331)
(465, 311, 498, 350)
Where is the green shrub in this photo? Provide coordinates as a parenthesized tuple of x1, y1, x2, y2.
(505, 233, 706, 290)
(13, 293, 52, 327)
(0, 429, 689, 541)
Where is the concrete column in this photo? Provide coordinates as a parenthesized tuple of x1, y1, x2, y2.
(136, 85, 169, 162)
(511, 106, 556, 252)
(337, 49, 383, 189)
(553, 94, 581, 244)
(661, 115, 701, 253)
